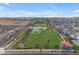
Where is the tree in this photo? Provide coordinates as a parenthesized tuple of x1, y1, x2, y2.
(47, 40, 50, 44)
(35, 44, 39, 48)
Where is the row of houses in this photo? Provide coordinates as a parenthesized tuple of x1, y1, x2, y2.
(1, 17, 79, 37)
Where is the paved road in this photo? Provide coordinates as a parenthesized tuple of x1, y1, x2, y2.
(0, 26, 26, 47)
(0, 30, 17, 47)
(2, 51, 79, 55)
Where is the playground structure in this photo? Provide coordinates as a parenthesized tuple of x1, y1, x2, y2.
(61, 38, 73, 49)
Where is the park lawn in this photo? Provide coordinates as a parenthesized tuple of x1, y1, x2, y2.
(24, 24, 61, 49)
(33, 24, 47, 27)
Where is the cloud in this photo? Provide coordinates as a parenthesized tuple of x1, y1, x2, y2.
(4, 3, 10, 6)
(3, 10, 58, 17)
(0, 5, 65, 17)
(72, 9, 79, 13)
(70, 9, 79, 17)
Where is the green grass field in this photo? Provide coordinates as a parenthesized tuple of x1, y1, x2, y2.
(12, 24, 61, 49)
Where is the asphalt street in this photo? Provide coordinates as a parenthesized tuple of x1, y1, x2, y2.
(0, 26, 26, 47)
(2, 51, 79, 55)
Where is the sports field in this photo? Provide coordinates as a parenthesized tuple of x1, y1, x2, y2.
(12, 24, 61, 49)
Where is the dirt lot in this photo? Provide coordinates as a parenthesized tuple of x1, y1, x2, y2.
(0, 19, 31, 26)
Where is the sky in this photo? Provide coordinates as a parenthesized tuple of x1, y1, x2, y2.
(0, 3, 79, 17)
